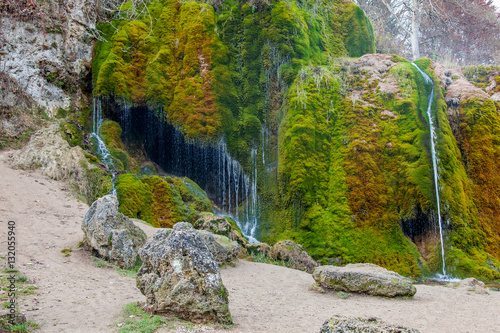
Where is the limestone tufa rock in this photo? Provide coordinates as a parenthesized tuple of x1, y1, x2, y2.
(82, 195, 147, 268)
(197, 229, 241, 266)
(313, 263, 416, 297)
(194, 213, 248, 247)
(11, 124, 91, 181)
(320, 315, 420, 333)
(270, 240, 318, 273)
(449, 278, 490, 294)
(136, 222, 232, 324)
(246, 242, 272, 257)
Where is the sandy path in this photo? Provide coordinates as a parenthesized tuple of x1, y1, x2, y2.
(206, 261, 500, 333)
(1, 149, 500, 333)
(0, 150, 155, 332)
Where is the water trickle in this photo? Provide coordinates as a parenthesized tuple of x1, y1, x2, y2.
(411, 63, 447, 277)
(91, 98, 117, 195)
(107, 105, 261, 242)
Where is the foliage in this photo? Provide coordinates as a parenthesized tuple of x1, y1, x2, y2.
(115, 302, 167, 333)
(76, 166, 113, 205)
(93, 0, 375, 145)
(116, 174, 212, 227)
(262, 57, 498, 278)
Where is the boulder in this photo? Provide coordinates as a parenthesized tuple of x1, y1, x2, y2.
(449, 278, 490, 294)
(246, 242, 272, 257)
(11, 124, 91, 181)
(197, 229, 241, 266)
(194, 213, 248, 247)
(82, 195, 147, 268)
(269, 240, 318, 273)
(313, 263, 416, 297)
(320, 315, 420, 333)
(136, 222, 232, 324)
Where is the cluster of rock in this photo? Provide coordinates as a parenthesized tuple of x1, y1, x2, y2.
(320, 315, 420, 333)
(194, 213, 318, 273)
(82, 202, 237, 323)
(313, 263, 416, 297)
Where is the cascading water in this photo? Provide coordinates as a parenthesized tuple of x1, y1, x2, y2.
(411, 63, 447, 277)
(91, 98, 117, 195)
(104, 102, 261, 242)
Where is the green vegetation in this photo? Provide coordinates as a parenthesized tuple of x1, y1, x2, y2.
(259, 57, 499, 279)
(115, 302, 168, 333)
(61, 248, 72, 257)
(116, 173, 212, 227)
(89, 0, 500, 280)
(93, 0, 375, 148)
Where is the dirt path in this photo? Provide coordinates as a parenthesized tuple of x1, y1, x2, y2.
(0, 150, 155, 332)
(1, 149, 500, 333)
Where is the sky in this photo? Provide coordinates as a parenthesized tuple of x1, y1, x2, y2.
(493, 0, 500, 11)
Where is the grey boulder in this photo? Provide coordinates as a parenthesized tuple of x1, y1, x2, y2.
(136, 222, 232, 324)
(313, 263, 416, 297)
(197, 230, 241, 266)
(269, 240, 318, 273)
(82, 195, 147, 268)
(320, 315, 420, 333)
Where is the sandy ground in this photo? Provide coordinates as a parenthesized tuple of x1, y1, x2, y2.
(1, 149, 500, 333)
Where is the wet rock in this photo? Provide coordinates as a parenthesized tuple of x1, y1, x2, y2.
(82, 195, 147, 268)
(194, 213, 248, 247)
(136, 222, 232, 324)
(320, 315, 420, 333)
(313, 263, 416, 297)
(197, 229, 241, 266)
(269, 240, 318, 273)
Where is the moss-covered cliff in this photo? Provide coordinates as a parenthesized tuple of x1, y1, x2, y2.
(93, 0, 374, 146)
(90, 0, 500, 279)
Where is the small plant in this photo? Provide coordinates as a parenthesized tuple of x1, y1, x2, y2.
(115, 302, 167, 333)
(61, 248, 72, 257)
(17, 274, 30, 283)
(92, 258, 109, 268)
(337, 291, 349, 299)
(8, 320, 39, 332)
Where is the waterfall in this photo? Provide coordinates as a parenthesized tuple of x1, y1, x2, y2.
(91, 98, 117, 195)
(411, 63, 447, 277)
(107, 105, 261, 243)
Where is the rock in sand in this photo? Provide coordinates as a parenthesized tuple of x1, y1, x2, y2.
(270, 240, 318, 273)
(82, 195, 147, 268)
(313, 263, 416, 297)
(136, 222, 232, 324)
(320, 315, 420, 333)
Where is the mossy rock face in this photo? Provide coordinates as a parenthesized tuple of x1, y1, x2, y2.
(116, 174, 213, 227)
(264, 55, 497, 278)
(93, 0, 375, 142)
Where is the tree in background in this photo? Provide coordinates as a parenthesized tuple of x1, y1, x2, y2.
(355, 0, 500, 64)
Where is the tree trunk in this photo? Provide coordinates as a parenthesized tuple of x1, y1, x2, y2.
(411, 0, 420, 60)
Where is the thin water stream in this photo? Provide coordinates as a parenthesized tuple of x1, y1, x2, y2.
(411, 63, 447, 277)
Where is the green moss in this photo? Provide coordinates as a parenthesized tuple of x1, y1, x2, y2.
(339, 2, 376, 57)
(116, 174, 212, 227)
(93, 0, 374, 144)
(116, 174, 153, 222)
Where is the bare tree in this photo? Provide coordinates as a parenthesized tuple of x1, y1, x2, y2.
(355, 0, 500, 64)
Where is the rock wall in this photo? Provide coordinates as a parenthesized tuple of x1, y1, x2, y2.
(0, 0, 96, 115)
